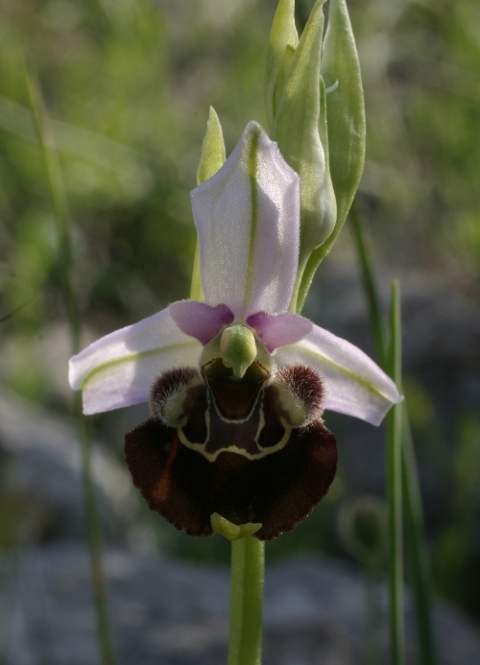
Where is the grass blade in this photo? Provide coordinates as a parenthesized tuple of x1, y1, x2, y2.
(350, 204, 436, 665)
(386, 280, 405, 665)
(24, 58, 116, 665)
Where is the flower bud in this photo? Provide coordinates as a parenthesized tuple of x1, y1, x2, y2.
(320, 0, 366, 243)
(265, 0, 366, 311)
(270, 0, 337, 278)
(264, 0, 298, 128)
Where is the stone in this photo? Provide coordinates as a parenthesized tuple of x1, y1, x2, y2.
(5, 545, 480, 665)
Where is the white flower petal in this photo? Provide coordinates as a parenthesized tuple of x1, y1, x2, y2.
(274, 323, 402, 425)
(69, 307, 202, 414)
(191, 121, 300, 319)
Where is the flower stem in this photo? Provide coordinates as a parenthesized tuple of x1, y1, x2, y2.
(77, 399, 116, 665)
(349, 203, 386, 364)
(386, 280, 405, 665)
(24, 60, 116, 665)
(227, 537, 265, 665)
(401, 410, 436, 665)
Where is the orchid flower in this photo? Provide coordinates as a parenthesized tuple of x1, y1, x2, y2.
(69, 122, 401, 541)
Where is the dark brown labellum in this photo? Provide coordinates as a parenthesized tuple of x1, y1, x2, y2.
(125, 363, 337, 540)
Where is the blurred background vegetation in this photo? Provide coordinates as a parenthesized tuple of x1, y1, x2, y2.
(0, 0, 479, 630)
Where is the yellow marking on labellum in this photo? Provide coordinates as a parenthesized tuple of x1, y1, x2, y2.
(177, 416, 292, 463)
(207, 387, 256, 425)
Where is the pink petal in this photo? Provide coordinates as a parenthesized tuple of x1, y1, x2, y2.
(191, 121, 300, 319)
(273, 323, 402, 426)
(68, 307, 202, 414)
(169, 301, 234, 345)
(246, 311, 312, 352)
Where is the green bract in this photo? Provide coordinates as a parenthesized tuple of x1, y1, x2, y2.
(211, 513, 261, 541)
(196, 106, 226, 185)
(191, 106, 226, 302)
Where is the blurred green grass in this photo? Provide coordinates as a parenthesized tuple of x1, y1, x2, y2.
(1, 0, 480, 625)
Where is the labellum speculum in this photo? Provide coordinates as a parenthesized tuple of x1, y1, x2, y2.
(125, 324, 337, 540)
(69, 122, 401, 541)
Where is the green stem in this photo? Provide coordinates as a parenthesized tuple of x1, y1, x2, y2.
(402, 410, 436, 665)
(24, 62, 80, 352)
(77, 399, 116, 665)
(349, 203, 386, 365)
(25, 60, 116, 665)
(295, 200, 344, 312)
(386, 281, 405, 665)
(227, 537, 265, 665)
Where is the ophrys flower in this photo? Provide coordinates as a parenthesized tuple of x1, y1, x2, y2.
(69, 122, 401, 540)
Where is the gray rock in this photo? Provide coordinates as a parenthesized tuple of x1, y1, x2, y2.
(6, 545, 480, 665)
(0, 387, 140, 544)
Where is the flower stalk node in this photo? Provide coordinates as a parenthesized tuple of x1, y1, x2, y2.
(211, 513, 262, 541)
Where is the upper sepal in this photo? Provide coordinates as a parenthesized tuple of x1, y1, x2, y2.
(191, 121, 300, 320)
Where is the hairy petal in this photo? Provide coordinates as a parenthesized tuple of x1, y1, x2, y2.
(191, 121, 300, 319)
(169, 301, 234, 345)
(274, 323, 402, 425)
(246, 311, 312, 351)
(69, 308, 202, 414)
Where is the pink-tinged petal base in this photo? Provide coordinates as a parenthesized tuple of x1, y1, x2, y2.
(68, 307, 202, 414)
(247, 311, 312, 352)
(169, 301, 234, 345)
(274, 323, 402, 426)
